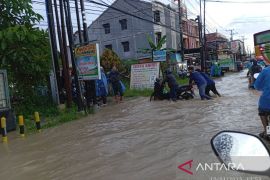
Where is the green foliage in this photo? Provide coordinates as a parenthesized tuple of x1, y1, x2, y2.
(156, 35, 167, 50)
(121, 59, 139, 76)
(0, 0, 43, 29)
(0, 0, 52, 107)
(124, 88, 153, 97)
(138, 34, 167, 54)
(121, 78, 153, 97)
(100, 49, 122, 72)
(13, 96, 59, 118)
(0, 26, 51, 98)
(24, 105, 87, 134)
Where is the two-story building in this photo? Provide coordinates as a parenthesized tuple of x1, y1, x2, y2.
(74, 0, 199, 61)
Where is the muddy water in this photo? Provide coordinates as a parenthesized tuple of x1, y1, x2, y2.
(0, 71, 269, 180)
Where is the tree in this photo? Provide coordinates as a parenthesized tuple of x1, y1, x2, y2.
(100, 49, 122, 72)
(0, 0, 51, 102)
(139, 34, 167, 54)
(0, 0, 43, 29)
(139, 34, 171, 73)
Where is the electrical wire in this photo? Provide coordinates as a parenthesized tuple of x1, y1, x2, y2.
(206, 0, 270, 3)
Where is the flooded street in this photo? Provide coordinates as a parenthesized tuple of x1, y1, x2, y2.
(0, 71, 269, 180)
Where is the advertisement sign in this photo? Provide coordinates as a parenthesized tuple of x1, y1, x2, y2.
(255, 43, 270, 64)
(74, 44, 101, 80)
(130, 62, 160, 89)
(153, 50, 166, 62)
(218, 58, 234, 70)
(170, 53, 182, 63)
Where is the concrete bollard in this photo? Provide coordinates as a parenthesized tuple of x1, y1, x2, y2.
(34, 112, 41, 132)
(1, 117, 8, 143)
(18, 115, 25, 137)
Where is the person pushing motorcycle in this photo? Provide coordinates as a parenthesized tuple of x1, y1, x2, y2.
(162, 69, 178, 101)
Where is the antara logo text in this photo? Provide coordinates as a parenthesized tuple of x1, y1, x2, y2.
(178, 160, 245, 175)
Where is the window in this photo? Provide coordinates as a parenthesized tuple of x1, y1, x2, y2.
(121, 41, 130, 52)
(105, 44, 112, 50)
(155, 32, 162, 44)
(154, 10, 160, 23)
(119, 19, 127, 30)
(103, 23, 110, 34)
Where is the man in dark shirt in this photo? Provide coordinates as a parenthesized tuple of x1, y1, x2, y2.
(249, 60, 262, 89)
(163, 69, 178, 101)
(109, 66, 123, 103)
(188, 66, 211, 100)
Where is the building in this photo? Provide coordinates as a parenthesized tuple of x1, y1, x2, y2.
(230, 40, 246, 61)
(206, 32, 235, 70)
(74, 0, 199, 61)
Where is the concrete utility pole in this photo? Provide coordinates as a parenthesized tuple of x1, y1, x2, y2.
(177, 0, 185, 63)
(45, 0, 60, 105)
(80, 0, 89, 43)
(64, 0, 84, 112)
(53, 0, 73, 108)
(226, 29, 238, 41)
(196, 15, 204, 67)
(74, 0, 82, 44)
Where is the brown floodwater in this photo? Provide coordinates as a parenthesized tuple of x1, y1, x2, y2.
(0, 71, 269, 180)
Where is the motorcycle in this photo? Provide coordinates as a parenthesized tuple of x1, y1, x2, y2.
(211, 130, 270, 176)
(150, 79, 194, 101)
(177, 85, 194, 100)
(249, 73, 260, 89)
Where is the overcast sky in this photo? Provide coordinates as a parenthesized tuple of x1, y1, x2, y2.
(33, 0, 270, 52)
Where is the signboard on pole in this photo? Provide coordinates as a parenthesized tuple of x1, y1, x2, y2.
(153, 50, 166, 62)
(74, 44, 101, 80)
(130, 62, 160, 89)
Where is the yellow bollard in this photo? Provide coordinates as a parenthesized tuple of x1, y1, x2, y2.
(1, 117, 8, 143)
(18, 115, 25, 137)
(34, 112, 41, 132)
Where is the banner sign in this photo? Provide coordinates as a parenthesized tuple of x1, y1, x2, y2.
(153, 50, 166, 62)
(170, 53, 182, 63)
(74, 44, 101, 80)
(130, 62, 160, 89)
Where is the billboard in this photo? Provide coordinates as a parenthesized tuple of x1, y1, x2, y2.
(74, 44, 101, 80)
(255, 43, 270, 63)
(130, 62, 160, 89)
(153, 50, 166, 62)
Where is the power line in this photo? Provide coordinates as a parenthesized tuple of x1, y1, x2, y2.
(86, 0, 184, 34)
(206, 0, 270, 3)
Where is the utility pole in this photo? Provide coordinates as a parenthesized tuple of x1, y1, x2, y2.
(196, 15, 203, 67)
(80, 0, 89, 43)
(215, 29, 218, 61)
(64, 0, 84, 111)
(59, 0, 73, 108)
(45, 0, 60, 105)
(74, 0, 82, 44)
(226, 29, 238, 41)
(53, 0, 72, 107)
(239, 36, 247, 61)
(177, 0, 185, 63)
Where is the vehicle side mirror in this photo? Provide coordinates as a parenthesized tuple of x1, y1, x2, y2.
(211, 131, 270, 175)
